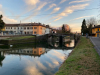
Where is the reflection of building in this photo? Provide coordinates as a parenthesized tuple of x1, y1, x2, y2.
(5, 48, 46, 56)
(32, 48, 45, 56)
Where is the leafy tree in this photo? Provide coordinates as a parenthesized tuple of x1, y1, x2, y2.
(81, 19, 87, 35)
(0, 15, 5, 31)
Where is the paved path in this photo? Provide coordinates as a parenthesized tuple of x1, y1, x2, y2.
(90, 37, 100, 56)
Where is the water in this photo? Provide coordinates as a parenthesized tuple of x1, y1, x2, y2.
(0, 40, 75, 75)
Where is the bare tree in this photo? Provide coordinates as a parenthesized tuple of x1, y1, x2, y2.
(86, 17, 97, 35)
(86, 17, 97, 27)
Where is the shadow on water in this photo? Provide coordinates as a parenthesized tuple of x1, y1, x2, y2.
(0, 39, 75, 75)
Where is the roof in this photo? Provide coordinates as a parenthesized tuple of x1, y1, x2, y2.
(5, 23, 46, 27)
(92, 25, 100, 29)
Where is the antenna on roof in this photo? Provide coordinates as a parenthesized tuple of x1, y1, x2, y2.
(20, 20, 21, 25)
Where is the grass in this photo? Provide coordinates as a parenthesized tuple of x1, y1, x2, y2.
(5, 36, 35, 40)
(55, 37, 100, 75)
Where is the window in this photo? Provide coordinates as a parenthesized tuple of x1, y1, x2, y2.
(98, 29, 99, 31)
(18, 27, 19, 29)
(27, 27, 29, 29)
(11, 27, 12, 29)
(34, 32, 37, 34)
(34, 27, 37, 29)
(34, 51, 36, 53)
(30, 32, 33, 34)
(24, 27, 26, 29)
(30, 27, 33, 29)
(14, 27, 16, 29)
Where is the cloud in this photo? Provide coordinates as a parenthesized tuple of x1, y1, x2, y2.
(0, 4, 17, 23)
(36, 2, 47, 11)
(22, 12, 39, 22)
(54, 17, 62, 21)
(69, 0, 90, 4)
(46, 4, 56, 11)
(53, 3, 89, 21)
(69, 15, 94, 21)
(24, 0, 40, 5)
(59, 0, 67, 4)
(3, 16, 17, 23)
(0, 4, 2, 9)
(51, 7, 60, 14)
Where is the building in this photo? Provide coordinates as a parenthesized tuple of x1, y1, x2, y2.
(45, 25, 51, 34)
(92, 25, 100, 37)
(3, 23, 51, 35)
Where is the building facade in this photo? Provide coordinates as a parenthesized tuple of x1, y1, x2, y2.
(3, 23, 51, 35)
(92, 25, 100, 37)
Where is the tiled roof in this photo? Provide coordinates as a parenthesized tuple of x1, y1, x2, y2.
(5, 23, 46, 27)
(92, 25, 100, 29)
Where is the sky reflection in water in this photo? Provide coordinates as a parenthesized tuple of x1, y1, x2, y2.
(0, 40, 74, 75)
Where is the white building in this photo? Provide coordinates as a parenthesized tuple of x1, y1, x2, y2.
(4, 23, 51, 35)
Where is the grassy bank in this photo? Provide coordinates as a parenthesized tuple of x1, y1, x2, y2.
(5, 36, 35, 40)
(55, 37, 100, 75)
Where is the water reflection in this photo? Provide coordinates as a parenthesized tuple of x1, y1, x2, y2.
(0, 39, 75, 75)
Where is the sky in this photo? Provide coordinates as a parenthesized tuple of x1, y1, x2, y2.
(0, 0, 99, 32)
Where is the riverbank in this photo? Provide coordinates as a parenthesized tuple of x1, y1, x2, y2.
(0, 36, 35, 45)
(55, 37, 100, 75)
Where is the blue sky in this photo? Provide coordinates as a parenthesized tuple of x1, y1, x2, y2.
(0, 0, 99, 32)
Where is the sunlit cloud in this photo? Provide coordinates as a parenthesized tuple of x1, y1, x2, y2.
(53, 3, 89, 21)
(69, 15, 94, 21)
(46, 4, 56, 11)
(69, 0, 91, 4)
(3, 16, 17, 23)
(54, 17, 62, 21)
(59, 0, 67, 4)
(36, 2, 47, 11)
(24, 0, 40, 5)
(51, 7, 60, 14)
(0, 4, 17, 23)
(0, 4, 2, 9)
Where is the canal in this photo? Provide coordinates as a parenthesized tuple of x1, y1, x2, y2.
(0, 39, 75, 75)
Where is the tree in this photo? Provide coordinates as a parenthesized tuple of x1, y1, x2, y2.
(86, 17, 97, 35)
(0, 15, 5, 31)
(62, 24, 66, 33)
(81, 19, 87, 35)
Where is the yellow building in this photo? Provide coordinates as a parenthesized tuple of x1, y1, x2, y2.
(92, 25, 100, 37)
(1, 27, 5, 31)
